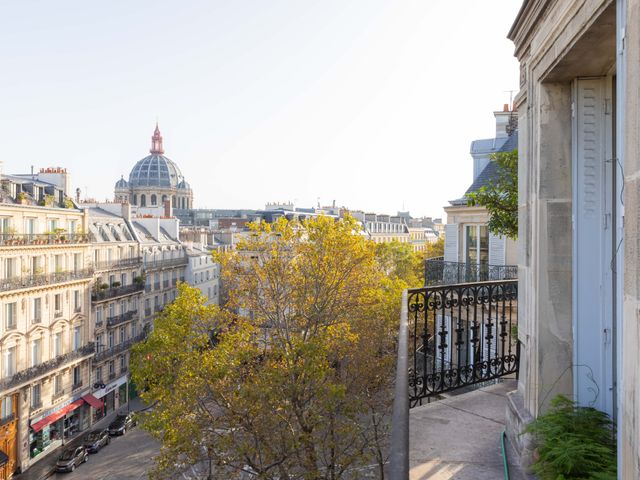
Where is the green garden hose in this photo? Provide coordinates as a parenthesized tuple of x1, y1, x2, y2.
(501, 429, 510, 480)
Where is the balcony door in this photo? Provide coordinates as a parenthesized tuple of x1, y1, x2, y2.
(572, 76, 615, 416)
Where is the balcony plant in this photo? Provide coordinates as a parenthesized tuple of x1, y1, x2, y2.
(111, 281, 121, 289)
(134, 275, 145, 286)
(16, 191, 28, 204)
(526, 395, 616, 479)
(63, 198, 74, 209)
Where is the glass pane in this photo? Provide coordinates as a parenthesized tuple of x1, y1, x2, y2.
(465, 226, 478, 265)
(479, 226, 489, 265)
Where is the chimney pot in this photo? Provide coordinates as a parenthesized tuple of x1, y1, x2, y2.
(503, 103, 509, 112)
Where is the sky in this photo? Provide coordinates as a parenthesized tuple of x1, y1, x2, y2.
(0, 0, 521, 219)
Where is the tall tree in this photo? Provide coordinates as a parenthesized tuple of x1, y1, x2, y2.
(466, 149, 518, 239)
(131, 216, 400, 479)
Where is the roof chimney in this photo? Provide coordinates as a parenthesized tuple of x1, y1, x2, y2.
(503, 103, 509, 112)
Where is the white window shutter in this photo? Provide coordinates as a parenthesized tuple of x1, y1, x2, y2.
(443, 223, 458, 262)
(488, 233, 505, 265)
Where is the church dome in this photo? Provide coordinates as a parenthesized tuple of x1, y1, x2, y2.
(177, 179, 190, 189)
(126, 123, 188, 188)
(128, 154, 184, 188)
(115, 176, 129, 189)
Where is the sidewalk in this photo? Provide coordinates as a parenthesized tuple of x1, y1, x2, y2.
(14, 398, 145, 480)
(409, 380, 534, 480)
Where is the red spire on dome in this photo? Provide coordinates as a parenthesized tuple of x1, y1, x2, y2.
(150, 122, 164, 154)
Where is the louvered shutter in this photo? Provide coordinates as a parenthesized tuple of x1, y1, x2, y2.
(488, 233, 505, 265)
(443, 223, 458, 262)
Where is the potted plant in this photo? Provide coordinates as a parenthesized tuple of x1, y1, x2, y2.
(17, 191, 28, 205)
(111, 281, 121, 289)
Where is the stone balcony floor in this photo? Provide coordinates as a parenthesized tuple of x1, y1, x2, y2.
(410, 380, 534, 480)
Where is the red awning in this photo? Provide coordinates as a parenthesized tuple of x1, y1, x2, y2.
(31, 399, 84, 433)
(82, 394, 104, 410)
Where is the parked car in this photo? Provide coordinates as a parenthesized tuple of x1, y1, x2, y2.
(55, 445, 88, 472)
(108, 412, 137, 436)
(83, 429, 111, 453)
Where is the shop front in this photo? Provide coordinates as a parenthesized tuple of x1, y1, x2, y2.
(92, 375, 127, 419)
(27, 392, 101, 466)
(0, 393, 18, 480)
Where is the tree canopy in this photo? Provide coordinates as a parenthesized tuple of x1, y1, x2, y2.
(131, 216, 404, 479)
(466, 149, 518, 239)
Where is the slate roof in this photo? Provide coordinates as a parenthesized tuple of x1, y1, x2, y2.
(450, 131, 517, 206)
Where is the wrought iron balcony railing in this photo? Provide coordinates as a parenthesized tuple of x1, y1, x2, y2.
(94, 332, 147, 363)
(424, 258, 517, 286)
(389, 280, 519, 479)
(0, 268, 94, 293)
(144, 257, 188, 270)
(0, 233, 90, 246)
(0, 342, 95, 391)
(93, 256, 142, 271)
(106, 310, 137, 327)
(91, 283, 145, 302)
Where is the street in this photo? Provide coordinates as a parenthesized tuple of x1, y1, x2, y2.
(51, 426, 160, 480)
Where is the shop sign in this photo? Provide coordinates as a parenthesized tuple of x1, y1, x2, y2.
(93, 375, 127, 399)
(30, 390, 89, 425)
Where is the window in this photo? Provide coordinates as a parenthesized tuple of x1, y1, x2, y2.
(73, 326, 81, 350)
(108, 361, 115, 376)
(68, 220, 77, 234)
(151, 194, 157, 206)
(74, 290, 81, 312)
(0, 218, 10, 234)
(26, 218, 36, 235)
(140, 194, 146, 207)
(32, 298, 42, 323)
(47, 219, 58, 232)
(132, 323, 137, 338)
(54, 294, 62, 315)
(96, 366, 103, 383)
(464, 225, 489, 267)
(4, 302, 17, 330)
(108, 330, 114, 348)
(31, 338, 42, 366)
(73, 366, 81, 387)
(4, 258, 15, 279)
(120, 300, 126, 315)
(3, 347, 16, 377)
(96, 307, 102, 324)
(54, 374, 63, 394)
(119, 326, 125, 343)
(54, 254, 63, 272)
(109, 303, 115, 318)
(73, 253, 82, 272)
(1, 396, 13, 421)
(31, 384, 41, 408)
(119, 355, 125, 371)
(53, 332, 62, 357)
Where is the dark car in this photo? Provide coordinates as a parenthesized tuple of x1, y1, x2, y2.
(108, 412, 137, 436)
(55, 445, 88, 472)
(83, 429, 111, 453)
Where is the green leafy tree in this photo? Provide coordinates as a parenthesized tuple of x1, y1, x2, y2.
(424, 237, 444, 259)
(132, 216, 400, 479)
(466, 149, 518, 239)
(374, 240, 423, 288)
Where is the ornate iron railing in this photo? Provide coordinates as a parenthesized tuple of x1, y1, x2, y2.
(93, 256, 142, 271)
(0, 343, 96, 391)
(0, 268, 94, 293)
(94, 332, 147, 362)
(106, 310, 137, 327)
(144, 257, 188, 270)
(424, 258, 518, 286)
(408, 280, 519, 406)
(91, 283, 144, 302)
(0, 233, 90, 246)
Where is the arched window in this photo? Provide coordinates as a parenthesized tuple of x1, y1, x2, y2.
(151, 194, 157, 206)
(140, 194, 146, 207)
(133, 194, 137, 205)
(162, 195, 167, 204)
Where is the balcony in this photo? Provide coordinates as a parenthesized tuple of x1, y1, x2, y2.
(51, 390, 66, 402)
(389, 280, 521, 479)
(72, 380, 83, 391)
(106, 310, 137, 327)
(91, 283, 145, 302)
(424, 258, 517, 286)
(0, 268, 94, 293)
(163, 280, 169, 289)
(144, 308, 152, 317)
(94, 332, 147, 363)
(93, 256, 142, 271)
(0, 343, 95, 391)
(0, 233, 90, 246)
(144, 256, 188, 270)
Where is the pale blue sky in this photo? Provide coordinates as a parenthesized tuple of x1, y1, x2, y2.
(0, 1, 521, 218)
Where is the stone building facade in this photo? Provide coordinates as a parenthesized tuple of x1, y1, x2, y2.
(0, 181, 95, 475)
(507, 0, 640, 476)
